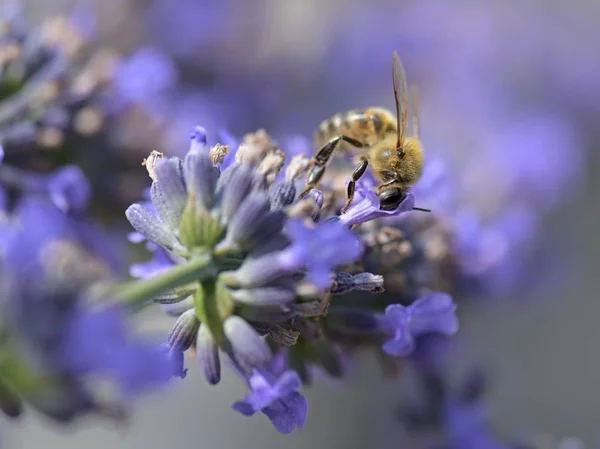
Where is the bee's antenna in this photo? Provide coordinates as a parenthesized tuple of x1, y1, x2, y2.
(412, 207, 431, 213)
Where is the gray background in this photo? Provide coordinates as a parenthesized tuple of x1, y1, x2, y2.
(3, 0, 600, 447)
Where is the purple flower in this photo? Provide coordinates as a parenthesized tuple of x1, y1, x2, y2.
(162, 345, 187, 379)
(60, 305, 176, 398)
(278, 219, 363, 288)
(145, 0, 230, 60)
(233, 369, 307, 434)
(444, 400, 508, 449)
(2, 197, 175, 419)
(115, 46, 178, 107)
(339, 187, 415, 227)
(381, 293, 459, 357)
(47, 165, 91, 214)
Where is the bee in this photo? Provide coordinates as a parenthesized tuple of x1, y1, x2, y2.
(302, 51, 428, 213)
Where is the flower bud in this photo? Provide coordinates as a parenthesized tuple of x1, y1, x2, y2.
(167, 309, 199, 352)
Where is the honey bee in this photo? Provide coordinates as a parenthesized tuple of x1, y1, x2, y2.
(302, 51, 428, 213)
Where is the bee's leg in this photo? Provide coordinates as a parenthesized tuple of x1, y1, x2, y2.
(341, 158, 369, 214)
(300, 135, 364, 198)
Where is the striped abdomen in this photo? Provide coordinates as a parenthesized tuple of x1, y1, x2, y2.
(313, 107, 397, 151)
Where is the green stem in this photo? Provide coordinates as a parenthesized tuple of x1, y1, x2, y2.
(115, 253, 215, 306)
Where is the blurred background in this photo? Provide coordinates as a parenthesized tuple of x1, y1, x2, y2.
(2, 0, 600, 447)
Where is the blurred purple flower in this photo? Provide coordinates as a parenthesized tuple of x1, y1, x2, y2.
(115, 46, 178, 108)
(444, 399, 508, 449)
(381, 293, 458, 357)
(144, 0, 231, 61)
(47, 165, 91, 214)
(2, 197, 174, 419)
(278, 220, 363, 288)
(59, 305, 175, 398)
(233, 369, 307, 434)
(479, 113, 583, 212)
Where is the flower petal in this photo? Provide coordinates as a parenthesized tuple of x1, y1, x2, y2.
(47, 165, 91, 214)
(183, 149, 219, 210)
(218, 163, 254, 224)
(263, 393, 308, 434)
(232, 253, 295, 288)
(382, 332, 415, 357)
(125, 203, 177, 250)
(410, 293, 459, 337)
(152, 158, 187, 229)
(232, 400, 256, 416)
(219, 192, 273, 251)
(274, 371, 302, 396)
(339, 188, 415, 227)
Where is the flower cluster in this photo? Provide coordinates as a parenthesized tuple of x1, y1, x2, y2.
(0, 196, 176, 421)
(0, 0, 594, 442)
(0, 5, 126, 218)
(0, 6, 174, 216)
(125, 128, 459, 432)
(0, 5, 116, 152)
(0, 9, 179, 419)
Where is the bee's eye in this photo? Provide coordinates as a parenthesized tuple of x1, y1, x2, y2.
(379, 187, 405, 210)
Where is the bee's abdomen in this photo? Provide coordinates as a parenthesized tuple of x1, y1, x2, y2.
(313, 107, 396, 151)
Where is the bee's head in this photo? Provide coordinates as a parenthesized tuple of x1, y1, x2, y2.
(378, 186, 406, 210)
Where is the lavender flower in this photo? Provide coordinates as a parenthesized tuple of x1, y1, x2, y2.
(381, 293, 459, 357)
(323, 291, 458, 362)
(339, 187, 415, 228)
(122, 127, 440, 432)
(58, 305, 175, 400)
(124, 132, 364, 377)
(278, 220, 363, 288)
(0, 197, 175, 421)
(0, 6, 157, 220)
(47, 165, 91, 214)
(114, 46, 178, 108)
(233, 369, 307, 434)
(443, 399, 508, 449)
(0, 8, 116, 151)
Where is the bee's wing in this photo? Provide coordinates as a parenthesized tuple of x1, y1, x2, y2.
(392, 51, 409, 152)
(409, 84, 420, 138)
